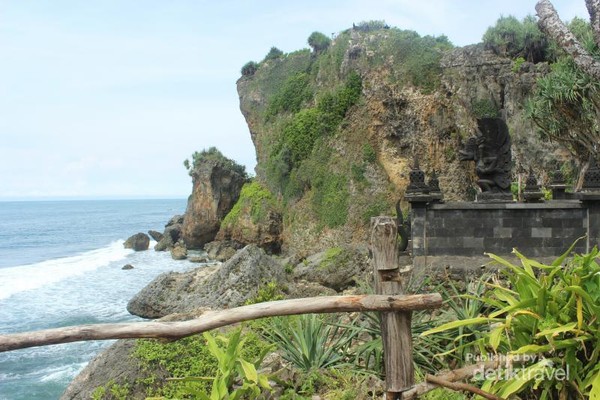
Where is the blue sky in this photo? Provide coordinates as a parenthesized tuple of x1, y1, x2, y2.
(0, 0, 586, 200)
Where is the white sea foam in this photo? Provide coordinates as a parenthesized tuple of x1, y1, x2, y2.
(39, 362, 88, 382)
(0, 241, 131, 301)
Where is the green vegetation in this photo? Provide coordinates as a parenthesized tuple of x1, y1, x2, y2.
(361, 195, 390, 223)
(91, 381, 130, 400)
(471, 98, 500, 119)
(184, 147, 247, 179)
(381, 30, 452, 92)
(265, 71, 362, 228)
(263, 46, 284, 62)
(268, 71, 362, 169)
(525, 18, 600, 182)
(424, 243, 600, 399)
(265, 72, 313, 120)
(244, 281, 285, 305)
(311, 172, 349, 228)
(362, 143, 377, 163)
(262, 314, 357, 372)
(483, 15, 550, 62)
(353, 20, 388, 32)
(221, 180, 278, 229)
(241, 61, 259, 76)
(307, 31, 331, 53)
(171, 328, 272, 399)
(133, 328, 272, 398)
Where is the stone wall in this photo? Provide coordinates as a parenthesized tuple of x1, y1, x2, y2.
(410, 199, 599, 272)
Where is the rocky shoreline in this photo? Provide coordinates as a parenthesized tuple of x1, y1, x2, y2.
(60, 149, 371, 398)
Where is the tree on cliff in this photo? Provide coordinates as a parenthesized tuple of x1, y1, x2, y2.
(307, 31, 331, 53)
(526, 0, 600, 188)
(536, 0, 600, 80)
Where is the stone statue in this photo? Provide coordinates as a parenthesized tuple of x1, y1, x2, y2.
(459, 118, 512, 201)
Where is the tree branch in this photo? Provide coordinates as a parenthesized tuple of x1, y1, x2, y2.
(402, 361, 500, 400)
(586, 0, 600, 48)
(536, 0, 600, 80)
(0, 294, 442, 352)
(425, 374, 504, 400)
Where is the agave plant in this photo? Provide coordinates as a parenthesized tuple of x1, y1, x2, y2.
(423, 240, 600, 400)
(262, 313, 358, 372)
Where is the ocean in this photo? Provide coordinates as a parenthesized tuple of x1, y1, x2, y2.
(0, 199, 203, 400)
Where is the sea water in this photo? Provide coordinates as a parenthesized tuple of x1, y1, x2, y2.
(0, 199, 202, 399)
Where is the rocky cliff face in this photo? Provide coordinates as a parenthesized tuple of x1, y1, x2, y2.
(236, 30, 561, 256)
(181, 159, 246, 249)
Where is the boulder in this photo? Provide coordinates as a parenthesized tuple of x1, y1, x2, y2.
(154, 224, 182, 251)
(215, 182, 283, 254)
(123, 233, 150, 251)
(181, 159, 246, 249)
(286, 280, 337, 298)
(127, 245, 285, 318)
(166, 215, 184, 227)
(204, 240, 244, 262)
(60, 340, 144, 400)
(292, 246, 370, 292)
(147, 230, 163, 242)
(122, 264, 134, 270)
(170, 244, 188, 260)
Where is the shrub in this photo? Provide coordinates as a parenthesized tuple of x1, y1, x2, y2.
(265, 72, 313, 119)
(241, 61, 259, 76)
(424, 242, 600, 399)
(262, 314, 357, 372)
(270, 72, 362, 171)
(312, 172, 349, 228)
(308, 31, 331, 53)
(263, 46, 284, 62)
(354, 20, 388, 32)
(385, 30, 452, 92)
(171, 329, 272, 399)
(221, 180, 278, 229)
(134, 328, 271, 398)
(483, 15, 549, 62)
(184, 147, 247, 178)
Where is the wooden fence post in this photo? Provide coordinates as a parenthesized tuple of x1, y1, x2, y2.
(371, 216, 414, 399)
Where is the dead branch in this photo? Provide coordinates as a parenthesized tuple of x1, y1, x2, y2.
(0, 293, 442, 352)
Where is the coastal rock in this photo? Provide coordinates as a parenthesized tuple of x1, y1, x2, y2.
(166, 215, 184, 227)
(188, 255, 210, 263)
(292, 246, 370, 292)
(122, 264, 134, 270)
(286, 280, 337, 298)
(217, 209, 283, 253)
(60, 340, 146, 400)
(61, 310, 210, 400)
(204, 240, 244, 262)
(215, 181, 283, 253)
(154, 223, 182, 251)
(124, 233, 150, 251)
(148, 230, 163, 242)
(127, 244, 284, 318)
(181, 159, 246, 249)
(170, 244, 188, 260)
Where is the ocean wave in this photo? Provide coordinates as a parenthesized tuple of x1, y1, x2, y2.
(0, 241, 132, 301)
(39, 362, 88, 382)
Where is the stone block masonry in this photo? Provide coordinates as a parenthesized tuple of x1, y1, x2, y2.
(409, 200, 592, 272)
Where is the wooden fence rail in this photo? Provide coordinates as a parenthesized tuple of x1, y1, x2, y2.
(0, 293, 441, 353)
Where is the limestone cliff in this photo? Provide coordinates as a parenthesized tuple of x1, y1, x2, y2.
(181, 154, 246, 249)
(236, 28, 561, 256)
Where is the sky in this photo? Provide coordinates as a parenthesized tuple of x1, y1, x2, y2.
(0, 0, 587, 200)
